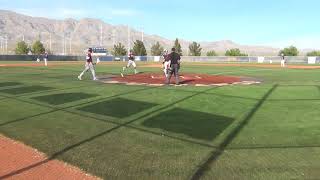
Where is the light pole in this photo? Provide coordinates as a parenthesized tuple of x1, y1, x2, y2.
(69, 33, 74, 55)
(141, 26, 144, 42)
(5, 35, 8, 54)
(100, 24, 103, 47)
(127, 25, 131, 54)
(112, 28, 116, 46)
(0, 36, 3, 54)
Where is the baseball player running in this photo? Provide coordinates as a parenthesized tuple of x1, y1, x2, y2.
(162, 49, 171, 78)
(78, 48, 98, 81)
(121, 50, 138, 77)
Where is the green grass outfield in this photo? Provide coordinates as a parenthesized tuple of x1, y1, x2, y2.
(1, 61, 320, 179)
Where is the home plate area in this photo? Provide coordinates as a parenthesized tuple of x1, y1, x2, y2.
(99, 73, 261, 86)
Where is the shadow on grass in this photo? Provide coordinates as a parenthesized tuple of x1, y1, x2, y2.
(143, 108, 234, 141)
(190, 84, 278, 180)
(0, 86, 53, 95)
(0, 82, 22, 87)
(32, 93, 98, 105)
(78, 98, 158, 118)
(0, 86, 217, 179)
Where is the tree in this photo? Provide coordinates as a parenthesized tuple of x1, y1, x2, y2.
(225, 48, 248, 56)
(188, 42, 202, 56)
(15, 41, 29, 55)
(306, 51, 320, 56)
(173, 38, 183, 56)
(151, 42, 164, 56)
(206, 50, 217, 56)
(279, 46, 299, 56)
(112, 43, 127, 56)
(132, 40, 147, 56)
(32, 40, 45, 55)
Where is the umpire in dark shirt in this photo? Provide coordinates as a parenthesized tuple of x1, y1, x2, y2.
(166, 48, 181, 85)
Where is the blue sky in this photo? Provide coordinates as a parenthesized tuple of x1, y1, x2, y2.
(1, 0, 320, 49)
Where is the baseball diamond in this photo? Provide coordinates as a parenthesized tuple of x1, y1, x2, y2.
(1, 60, 320, 180)
(1, 1, 320, 179)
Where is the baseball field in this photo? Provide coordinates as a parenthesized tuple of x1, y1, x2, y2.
(1, 61, 320, 179)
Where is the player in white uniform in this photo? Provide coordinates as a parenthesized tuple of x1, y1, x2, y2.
(162, 49, 171, 78)
(78, 48, 97, 81)
(280, 53, 286, 67)
(43, 52, 48, 66)
(121, 50, 138, 77)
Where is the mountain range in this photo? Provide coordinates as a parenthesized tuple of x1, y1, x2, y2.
(0, 10, 285, 55)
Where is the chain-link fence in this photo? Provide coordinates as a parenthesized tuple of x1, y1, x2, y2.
(0, 55, 319, 64)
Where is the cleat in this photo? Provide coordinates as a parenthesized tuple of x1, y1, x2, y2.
(78, 76, 82, 80)
(121, 73, 124, 77)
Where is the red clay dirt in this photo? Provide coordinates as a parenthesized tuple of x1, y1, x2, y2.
(0, 135, 99, 180)
(112, 73, 243, 85)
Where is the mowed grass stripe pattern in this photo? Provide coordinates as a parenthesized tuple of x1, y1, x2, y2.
(0, 61, 320, 179)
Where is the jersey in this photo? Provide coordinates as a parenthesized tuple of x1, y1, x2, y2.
(163, 54, 170, 62)
(86, 53, 93, 63)
(128, 52, 135, 61)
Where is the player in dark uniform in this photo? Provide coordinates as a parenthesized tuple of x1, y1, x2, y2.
(78, 48, 97, 80)
(166, 48, 181, 85)
(121, 50, 138, 77)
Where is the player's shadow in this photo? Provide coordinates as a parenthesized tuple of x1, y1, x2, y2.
(180, 79, 195, 84)
(0, 85, 53, 95)
(142, 108, 234, 141)
(32, 93, 99, 105)
(78, 98, 158, 118)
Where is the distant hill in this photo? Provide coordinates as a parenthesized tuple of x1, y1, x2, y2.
(0, 10, 281, 55)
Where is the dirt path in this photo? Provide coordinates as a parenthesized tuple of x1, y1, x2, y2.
(0, 135, 99, 180)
